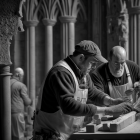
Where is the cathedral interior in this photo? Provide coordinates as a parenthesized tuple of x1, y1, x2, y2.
(0, 0, 140, 139)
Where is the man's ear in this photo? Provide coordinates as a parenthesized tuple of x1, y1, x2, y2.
(79, 54, 85, 62)
(16, 73, 19, 77)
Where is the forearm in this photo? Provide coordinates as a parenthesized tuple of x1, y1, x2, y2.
(103, 96, 115, 106)
(96, 106, 106, 115)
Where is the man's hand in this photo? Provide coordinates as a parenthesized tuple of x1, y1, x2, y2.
(134, 81, 140, 88)
(105, 102, 133, 116)
(133, 97, 140, 113)
(110, 97, 131, 105)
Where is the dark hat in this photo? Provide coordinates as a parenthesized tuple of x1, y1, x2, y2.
(75, 40, 107, 63)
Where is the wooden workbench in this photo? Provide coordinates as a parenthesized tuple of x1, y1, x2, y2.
(70, 115, 140, 139)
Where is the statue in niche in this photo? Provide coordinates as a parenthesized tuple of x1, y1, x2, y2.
(116, 15, 128, 47)
(107, 0, 128, 48)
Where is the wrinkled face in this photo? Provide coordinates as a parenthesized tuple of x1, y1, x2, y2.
(109, 54, 126, 77)
(79, 56, 98, 76)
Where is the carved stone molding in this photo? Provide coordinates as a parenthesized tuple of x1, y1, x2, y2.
(127, 0, 140, 14)
(42, 18, 56, 26)
(59, 16, 77, 23)
(23, 0, 41, 21)
(41, 0, 59, 21)
(23, 20, 39, 27)
(58, 0, 87, 21)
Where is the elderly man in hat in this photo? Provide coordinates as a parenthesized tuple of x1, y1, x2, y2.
(33, 41, 134, 140)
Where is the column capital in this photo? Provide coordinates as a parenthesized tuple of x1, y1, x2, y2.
(59, 16, 77, 23)
(23, 20, 39, 27)
(128, 7, 140, 15)
(42, 18, 56, 26)
(0, 65, 12, 75)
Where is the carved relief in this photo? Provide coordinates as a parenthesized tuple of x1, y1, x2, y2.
(0, 0, 25, 64)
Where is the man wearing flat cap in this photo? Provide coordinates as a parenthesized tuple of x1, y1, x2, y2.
(33, 40, 134, 140)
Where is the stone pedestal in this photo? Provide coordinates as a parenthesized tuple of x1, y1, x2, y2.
(42, 19, 56, 74)
(59, 16, 76, 58)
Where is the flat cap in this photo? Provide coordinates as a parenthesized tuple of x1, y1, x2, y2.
(75, 40, 107, 63)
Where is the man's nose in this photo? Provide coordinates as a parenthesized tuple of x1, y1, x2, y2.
(116, 63, 123, 70)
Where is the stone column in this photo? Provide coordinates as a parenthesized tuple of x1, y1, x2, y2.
(24, 21, 38, 112)
(0, 66, 12, 140)
(128, 2, 140, 65)
(59, 16, 76, 58)
(42, 19, 56, 74)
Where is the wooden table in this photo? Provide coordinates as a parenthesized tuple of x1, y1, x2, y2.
(70, 117, 140, 139)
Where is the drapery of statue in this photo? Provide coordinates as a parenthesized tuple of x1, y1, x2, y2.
(0, 0, 24, 65)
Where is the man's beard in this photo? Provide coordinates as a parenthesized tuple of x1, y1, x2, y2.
(109, 64, 124, 77)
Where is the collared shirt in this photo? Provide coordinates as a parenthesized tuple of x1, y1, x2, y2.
(40, 56, 107, 116)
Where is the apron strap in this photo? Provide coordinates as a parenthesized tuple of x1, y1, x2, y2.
(36, 60, 80, 111)
(124, 63, 133, 87)
(105, 67, 113, 96)
(54, 60, 79, 89)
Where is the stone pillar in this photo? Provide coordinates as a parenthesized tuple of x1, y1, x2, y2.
(42, 19, 56, 74)
(59, 16, 76, 58)
(0, 66, 12, 140)
(128, 2, 140, 65)
(24, 21, 38, 112)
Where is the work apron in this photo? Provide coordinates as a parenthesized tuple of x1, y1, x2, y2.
(34, 60, 88, 140)
(105, 63, 133, 98)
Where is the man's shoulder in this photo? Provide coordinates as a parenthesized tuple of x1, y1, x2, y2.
(50, 65, 71, 74)
(93, 63, 107, 74)
(11, 78, 26, 87)
(126, 60, 139, 68)
(48, 65, 73, 79)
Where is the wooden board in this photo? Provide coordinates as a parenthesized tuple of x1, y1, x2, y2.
(110, 111, 136, 132)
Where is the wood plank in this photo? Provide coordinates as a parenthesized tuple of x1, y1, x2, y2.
(110, 111, 136, 132)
